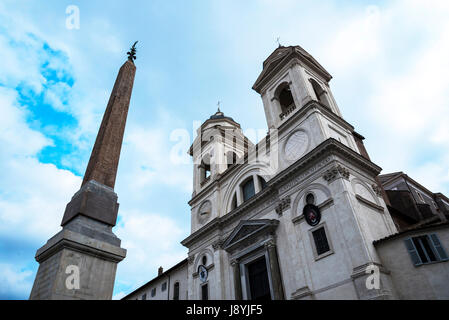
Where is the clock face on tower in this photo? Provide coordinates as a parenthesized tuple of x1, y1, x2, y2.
(284, 130, 308, 161)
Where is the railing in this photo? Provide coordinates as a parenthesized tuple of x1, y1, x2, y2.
(200, 176, 211, 187)
(279, 103, 296, 120)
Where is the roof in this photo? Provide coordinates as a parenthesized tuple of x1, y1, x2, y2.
(378, 171, 438, 197)
(373, 221, 449, 245)
(121, 258, 188, 300)
(435, 192, 449, 203)
(377, 172, 403, 185)
(253, 45, 332, 93)
(209, 108, 232, 120)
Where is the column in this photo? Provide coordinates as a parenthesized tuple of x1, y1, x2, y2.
(265, 240, 285, 300)
(253, 174, 261, 194)
(231, 261, 242, 300)
(236, 187, 243, 206)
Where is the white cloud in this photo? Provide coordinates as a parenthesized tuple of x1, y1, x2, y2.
(114, 210, 188, 291)
(0, 87, 51, 156)
(0, 88, 81, 243)
(119, 125, 192, 194)
(331, 0, 449, 194)
(324, 5, 383, 72)
(0, 264, 33, 299)
(43, 82, 72, 112)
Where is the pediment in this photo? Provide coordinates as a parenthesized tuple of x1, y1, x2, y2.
(263, 46, 291, 69)
(222, 219, 279, 252)
(253, 47, 293, 92)
(253, 45, 332, 93)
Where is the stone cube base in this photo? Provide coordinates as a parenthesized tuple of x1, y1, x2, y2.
(29, 222, 126, 300)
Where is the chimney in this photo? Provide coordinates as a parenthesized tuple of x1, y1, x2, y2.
(158, 266, 163, 276)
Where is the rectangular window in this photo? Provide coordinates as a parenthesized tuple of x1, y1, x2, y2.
(201, 284, 208, 300)
(141, 293, 147, 300)
(405, 234, 448, 266)
(161, 282, 167, 292)
(151, 288, 156, 297)
(312, 227, 330, 256)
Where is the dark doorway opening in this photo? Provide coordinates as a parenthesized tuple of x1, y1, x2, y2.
(201, 283, 208, 300)
(247, 256, 271, 300)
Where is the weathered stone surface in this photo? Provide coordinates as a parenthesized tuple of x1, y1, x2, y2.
(61, 180, 119, 227)
(82, 60, 136, 189)
(63, 214, 121, 246)
(30, 227, 126, 300)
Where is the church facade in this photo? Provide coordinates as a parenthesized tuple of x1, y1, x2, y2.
(123, 45, 449, 300)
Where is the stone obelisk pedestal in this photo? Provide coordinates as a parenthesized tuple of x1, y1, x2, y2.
(29, 182, 126, 300)
(30, 55, 137, 300)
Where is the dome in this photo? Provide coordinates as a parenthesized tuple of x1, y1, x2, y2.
(209, 108, 236, 122)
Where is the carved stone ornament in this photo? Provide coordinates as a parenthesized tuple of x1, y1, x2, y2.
(323, 165, 350, 183)
(264, 238, 276, 248)
(275, 196, 291, 216)
(372, 184, 383, 197)
(212, 239, 224, 251)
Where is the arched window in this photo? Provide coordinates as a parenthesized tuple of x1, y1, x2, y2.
(279, 86, 294, 112)
(275, 82, 296, 120)
(275, 83, 295, 113)
(199, 156, 211, 184)
(242, 178, 256, 202)
(310, 79, 331, 109)
(230, 176, 269, 213)
(306, 193, 315, 205)
(173, 282, 180, 300)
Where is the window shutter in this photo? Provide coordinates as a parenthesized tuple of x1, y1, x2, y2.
(429, 234, 448, 261)
(404, 238, 422, 266)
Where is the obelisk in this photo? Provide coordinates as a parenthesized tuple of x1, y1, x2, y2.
(29, 42, 138, 300)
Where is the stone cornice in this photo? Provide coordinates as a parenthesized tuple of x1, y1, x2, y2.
(272, 138, 382, 191)
(278, 100, 354, 135)
(182, 186, 277, 248)
(35, 229, 126, 264)
(188, 101, 355, 207)
(182, 138, 383, 248)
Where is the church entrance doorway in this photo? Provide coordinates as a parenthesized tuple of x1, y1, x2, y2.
(247, 256, 271, 300)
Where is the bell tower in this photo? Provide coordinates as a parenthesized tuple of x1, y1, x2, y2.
(190, 109, 249, 196)
(253, 45, 342, 130)
(252, 45, 366, 169)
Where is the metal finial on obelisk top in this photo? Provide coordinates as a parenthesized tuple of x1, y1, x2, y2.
(127, 41, 138, 62)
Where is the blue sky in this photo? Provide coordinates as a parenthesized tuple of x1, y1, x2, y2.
(0, 0, 448, 300)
